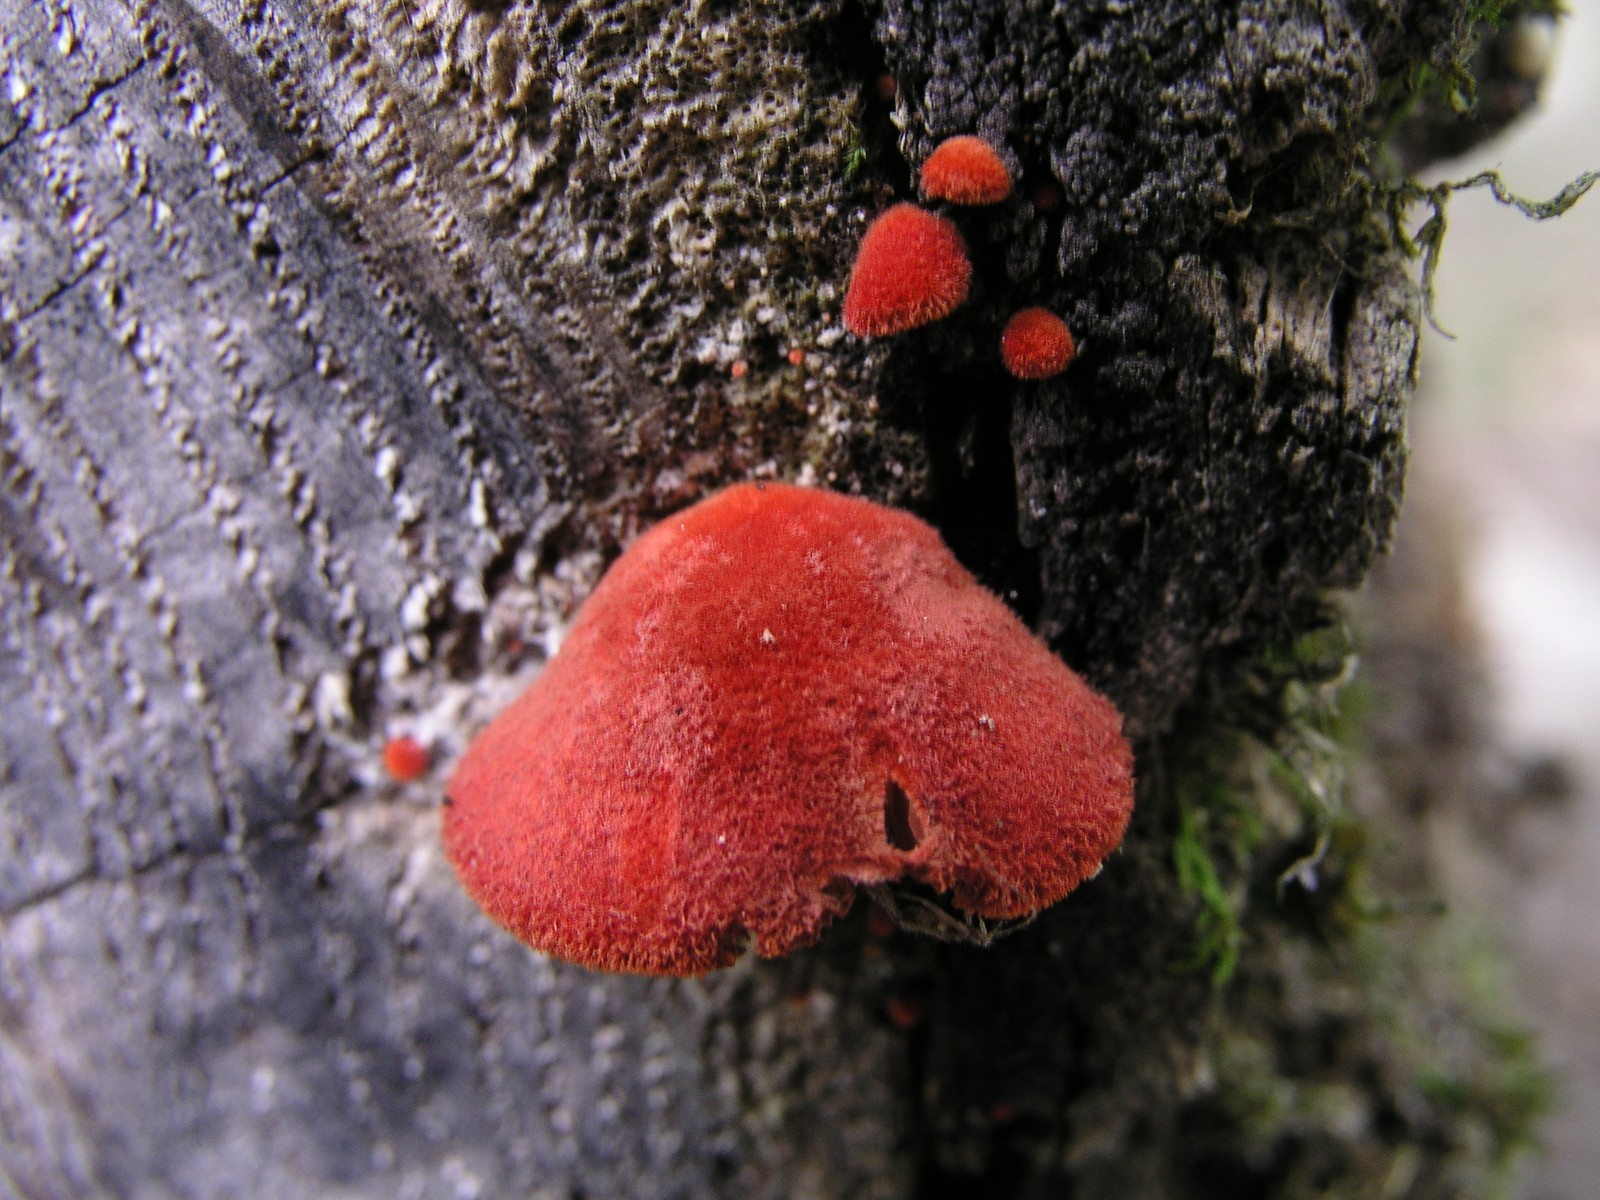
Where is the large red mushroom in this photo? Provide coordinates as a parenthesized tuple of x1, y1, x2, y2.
(444, 484, 1133, 975)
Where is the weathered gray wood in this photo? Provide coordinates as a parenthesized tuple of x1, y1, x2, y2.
(0, 1, 920, 1195)
(1, 0, 1538, 1197)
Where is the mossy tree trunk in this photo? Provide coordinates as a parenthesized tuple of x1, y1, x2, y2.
(0, 1, 1540, 1196)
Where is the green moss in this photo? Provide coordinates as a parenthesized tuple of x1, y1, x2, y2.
(843, 140, 868, 180)
(1411, 932, 1558, 1192)
(1158, 617, 1361, 988)
(1139, 598, 1561, 1198)
(1410, 168, 1600, 333)
(1357, 0, 1599, 328)
(1468, 0, 1511, 25)
(1356, 2, 1596, 328)
(1172, 782, 1253, 986)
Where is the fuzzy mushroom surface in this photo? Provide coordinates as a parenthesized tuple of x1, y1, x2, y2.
(444, 483, 1133, 975)
(841, 203, 972, 337)
(920, 134, 1013, 205)
(1001, 307, 1076, 380)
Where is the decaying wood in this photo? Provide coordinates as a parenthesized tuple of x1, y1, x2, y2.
(1, 1, 1539, 1196)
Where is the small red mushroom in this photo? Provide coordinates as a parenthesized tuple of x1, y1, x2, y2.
(920, 135, 1013, 206)
(383, 735, 430, 782)
(444, 484, 1133, 976)
(842, 203, 972, 338)
(1000, 307, 1075, 380)
(1030, 178, 1065, 214)
(885, 996, 924, 1032)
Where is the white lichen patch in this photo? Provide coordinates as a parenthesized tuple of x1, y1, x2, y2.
(312, 669, 354, 730)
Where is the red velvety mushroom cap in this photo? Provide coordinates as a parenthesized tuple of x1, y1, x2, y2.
(444, 484, 1133, 976)
(842, 203, 972, 338)
(1001, 307, 1076, 380)
(920, 135, 1013, 205)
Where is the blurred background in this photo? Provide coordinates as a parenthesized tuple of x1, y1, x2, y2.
(1389, 0, 1599, 1193)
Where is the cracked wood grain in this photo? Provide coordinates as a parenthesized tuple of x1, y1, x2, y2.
(2, 2, 912, 1197)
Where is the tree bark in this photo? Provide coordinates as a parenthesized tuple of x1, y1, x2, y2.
(0, 1, 1544, 1197)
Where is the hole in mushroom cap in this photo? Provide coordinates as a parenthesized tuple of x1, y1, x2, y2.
(883, 778, 923, 852)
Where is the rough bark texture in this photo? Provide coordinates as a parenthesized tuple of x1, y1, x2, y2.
(0, 1, 1547, 1198)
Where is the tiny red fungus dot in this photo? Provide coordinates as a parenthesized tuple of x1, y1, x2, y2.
(787, 347, 805, 366)
(885, 996, 924, 1032)
(729, 359, 748, 379)
(1030, 178, 1065, 214)
(920, 135, 1013, 206)
(444, 483, 1133, 976)
(841, 203, 972, 338)
(1000, 307, 1075, 380)
(383, 735, 430, 782)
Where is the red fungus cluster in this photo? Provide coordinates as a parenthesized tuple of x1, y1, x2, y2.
(841, 134, 1077, 381)
(445, 484, 1133, 976)
(441, 121, 1125, 973)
